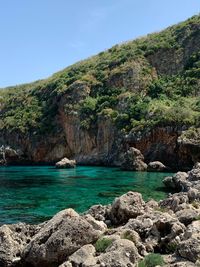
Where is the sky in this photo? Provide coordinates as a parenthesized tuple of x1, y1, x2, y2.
(0, 0, 200, 88)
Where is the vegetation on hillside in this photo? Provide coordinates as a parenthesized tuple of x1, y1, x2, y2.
(0, 15, 200, 134)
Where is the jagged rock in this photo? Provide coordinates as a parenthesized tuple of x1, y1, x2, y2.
(178, 238, 200, 263)
(147, 161, 167, 172)
(175, 209, 199, 225)
(160, 193, 189, 212)
(163, 172, 189, 191)
(83, 214, 107, 232)
(163, 254, 196, 267)
(188, 188, 200, 201)
(184, 220, 200, 239)
(96, 239, 140, 267)
(163, 176, 176, 189)
(0, 223, 40, 267)
(85, 204, 111, 222)
(188, 165, 200, 181)
(110, 192, 145, 225)
(55, 157, 76, 168)
(123, 211, 185, 252)
(177, 221, 200, 262)
(22, 209, 106, 267)
(68, 244, 96, 267)
(121, 147, 147, 171)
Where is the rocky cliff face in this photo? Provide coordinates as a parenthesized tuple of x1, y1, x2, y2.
(1, 15, 200, 169)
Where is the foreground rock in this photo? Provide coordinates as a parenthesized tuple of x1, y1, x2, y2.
(55, 157, 76, 168)
(0, 223, 41, 267)
(121, 147, 147, 171)
(22, 209, 106, 267)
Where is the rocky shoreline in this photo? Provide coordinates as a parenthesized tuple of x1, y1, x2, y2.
(1, 165, 200, 267)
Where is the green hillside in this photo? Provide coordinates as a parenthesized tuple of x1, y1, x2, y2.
(1, 14, 200, 135)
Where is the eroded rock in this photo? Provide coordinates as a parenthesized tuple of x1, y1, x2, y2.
(22, 209, 106, 267)
(55, 158, 76, 168)
(147, 161, 167, 172)
(110, 191, 145, 225)
(121, 147, 147, 171)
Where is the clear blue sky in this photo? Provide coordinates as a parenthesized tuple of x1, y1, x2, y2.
(0, 0, 200, 88)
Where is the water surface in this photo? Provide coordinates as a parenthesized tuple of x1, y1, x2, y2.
(0, 166, 172, 224)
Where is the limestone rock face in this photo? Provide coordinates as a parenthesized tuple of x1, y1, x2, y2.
(22, 209, 106, 267)
(147, 161, 167, 172)
(55, 157, 76, 168)
(121, 147, 147, 171)
(110, 191, 145, 225)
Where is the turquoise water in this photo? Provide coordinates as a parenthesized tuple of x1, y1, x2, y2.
(0, 166, 172, 225)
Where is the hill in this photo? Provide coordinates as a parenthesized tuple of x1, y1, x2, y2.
(1, 14, 200, 169)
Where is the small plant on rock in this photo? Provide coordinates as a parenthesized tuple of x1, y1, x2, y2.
(95, 237, 113, 253)
(166, 242, 178, 253)
(138, 253, 165, 267)
(121, 230, 137, 243)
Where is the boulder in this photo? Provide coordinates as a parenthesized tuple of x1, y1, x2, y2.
(68, 244, 96, 267)
(184, 220, 200, 239)
(85, 204, 111, 222)
(121, 147, 147, 171)
(147, 161, 167, 172)
(187, 188, 200, 201)
(96, 239, 140, 267)
(123, 211, 185, 252)
(163, 176, 176, 189)
(160, 193, 189, 212)
(178, 221, 200, 262)
(178, 238, 200, 263)
(110, 192, 145, 225)
(175, 209, 199, 225)
(55, 157, 76, 168)
(22, 209, 106, 267)
(188, 163, 200, 181)
(163, 172, 189, 191)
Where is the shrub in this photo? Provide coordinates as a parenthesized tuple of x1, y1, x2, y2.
(138, 253, 165, 267)
(121, 230, 137, 243)
(166, 242, 178, 253)
(95, 237, 113, 253)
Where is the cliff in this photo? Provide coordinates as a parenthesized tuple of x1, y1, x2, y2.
(1, 15, 200, 169)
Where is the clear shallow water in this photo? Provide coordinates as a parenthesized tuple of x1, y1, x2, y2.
(0, 166, 172, 225)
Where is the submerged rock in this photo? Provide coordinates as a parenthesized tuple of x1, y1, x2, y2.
(55, 157, 76, 168)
